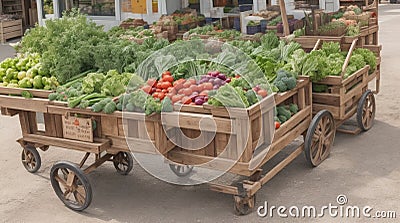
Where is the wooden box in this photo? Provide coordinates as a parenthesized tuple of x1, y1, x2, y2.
(165, 77, 312, 176)
(312, 65, 370, 121)
(0, 19, 23, 44)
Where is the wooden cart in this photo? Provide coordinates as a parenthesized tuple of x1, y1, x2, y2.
(310, 39, 380, 135)
(0, 77, 336, 214)
(162, 77, 335, 214)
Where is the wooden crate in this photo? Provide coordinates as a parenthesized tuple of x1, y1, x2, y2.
(0, 19, 23, 44)
(312, 66, 370, 121)
(165, 77, 312, 176)
(291, 36, 343, 52)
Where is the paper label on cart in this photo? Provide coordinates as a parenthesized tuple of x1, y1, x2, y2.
(62, 116, 93, 142)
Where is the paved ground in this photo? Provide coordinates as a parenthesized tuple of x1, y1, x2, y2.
(1, 4, 400, 222)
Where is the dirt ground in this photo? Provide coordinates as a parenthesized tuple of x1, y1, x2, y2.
(1, 4, 400, 223)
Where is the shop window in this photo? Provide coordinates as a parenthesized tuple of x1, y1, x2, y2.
(61, 0, 116, 16)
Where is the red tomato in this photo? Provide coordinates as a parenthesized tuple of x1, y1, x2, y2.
(162, 89, 168, 93)
(181, 96, 191, 104)
(171, 95, 183, 103)
(141, 85, 152, 94)
(158, 92, 165, 100)
(183, 88, 193, 96)
(161, 81, 172, 89)
(257, 89, 268, 98)
(162, 71, 171, 77)
(153, 92, 159, 98)
(156, 88, 162, 92)
(162, 75, 174, 83)
(147, 78, 157, 87)
(203, 82, 213, 91)
(183, 81, 191, 89)
(156, 82, 163, 89)
(199, 90, 209, 96)
(275, 121, 281, 129)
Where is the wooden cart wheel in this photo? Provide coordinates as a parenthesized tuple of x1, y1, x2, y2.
(21, 145, 41, 173)
(305, 110, 336, 167)
(233, 195, 256, 216)
(50, 161, 92, 211)
(169, 164, 193, 177)
(357, 90, 376, 131)
(113, 152, 134, 175)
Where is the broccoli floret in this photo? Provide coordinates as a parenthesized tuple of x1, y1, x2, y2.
(116, 102, 123, 111)
(246, 89, 259, 106)
(48, 92, 58, 101)
(312, 84, 328, 93)
(103, 101, 117, 114)
(289, 104, 299, 114)
(276, 70, 288, 79)
(125, 103, 135, 112)
(274, 80, 287, 92)
(284, 77, 297, 90)
(92, 102, 104, 112)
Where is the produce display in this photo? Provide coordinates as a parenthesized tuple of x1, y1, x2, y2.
(275, 103, 299, 129)
(0, 53, 59, 90)
(0, 11, 377, 118)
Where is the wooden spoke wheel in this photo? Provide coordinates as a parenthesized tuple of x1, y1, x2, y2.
(21, 145, 41, 173)
(233, 195, 256, 216)
(50, 161, 92, 211)
(169, 164, 193, 177)
(357, 90, 376, 131)
(305, 110, 336, 167)
(113, 152, 134, 175)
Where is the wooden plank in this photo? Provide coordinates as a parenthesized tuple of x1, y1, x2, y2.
(312, 93, 341, 106)
(0, 95, 48, 113)
(313, 103, 340, 119)
(22, 134, 110, 154)
(101, 116, 119, 136)
(54, 115, 64, 137)
(161, 112, 233, 134)
(259, 144, 304, 185)
(279, 0, 290, 36)
(3, 25, 22, 33)
(44, 114, 57, 137)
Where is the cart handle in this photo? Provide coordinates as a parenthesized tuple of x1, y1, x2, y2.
(341, 39, 358, 78)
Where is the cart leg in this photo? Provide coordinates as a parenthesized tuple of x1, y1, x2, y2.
(233, 193, 256, 216)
